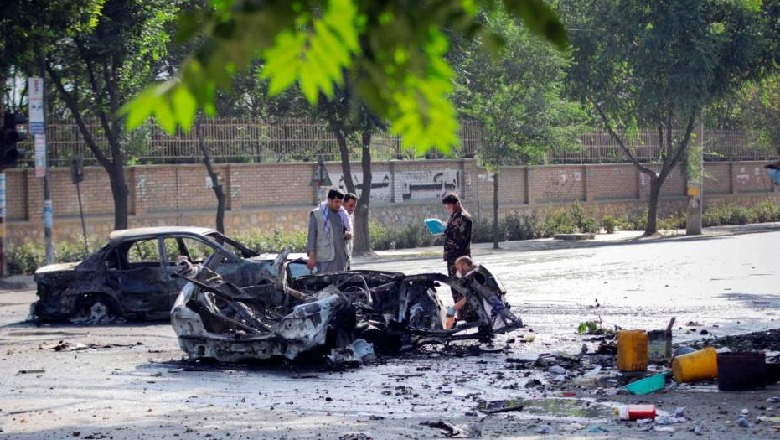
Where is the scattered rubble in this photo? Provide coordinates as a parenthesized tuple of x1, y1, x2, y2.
(420, 421, 482, 438)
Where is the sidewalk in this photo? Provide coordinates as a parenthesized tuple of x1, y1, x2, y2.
(353, 221, 780, 264)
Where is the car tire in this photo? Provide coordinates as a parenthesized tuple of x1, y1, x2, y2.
(72, 293, 120, 324)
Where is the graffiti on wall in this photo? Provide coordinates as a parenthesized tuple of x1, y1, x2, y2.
(398, 169, 458, 201)
(327, 169, 460, 202)
(329, 172, 392, 201)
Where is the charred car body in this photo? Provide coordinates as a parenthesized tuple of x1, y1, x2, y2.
(32, 226, 278, 323)
(171, 253, 523, 362)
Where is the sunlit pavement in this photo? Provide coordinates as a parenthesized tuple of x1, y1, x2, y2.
(356, 223, 780, 356)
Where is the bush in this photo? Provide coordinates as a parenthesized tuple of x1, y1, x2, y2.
(57, 240, 96, 263)
(570, 201, 600, 234)
(754, 201, 780, 223)
(395, 222, 438, 249)
(727, 205, 754, 225)
(504, 211, 543, 240)
(602, 215, 618, 234)
(7, 242, 44, 275)
(369, 220, 393, 250)
(657, 212, 685, 230)
(8, 239, 100, 275)
(235, 228, 306, 253)
(472, 217, 501, 243)
(622, 209, 648, 231)
(703, 204, 758, 227)
(542, 209, 577, 235)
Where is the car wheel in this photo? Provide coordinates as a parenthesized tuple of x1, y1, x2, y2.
(71, 294, 120, 324)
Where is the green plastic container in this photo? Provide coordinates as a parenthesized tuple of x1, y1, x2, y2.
(622, 372, 668, 395)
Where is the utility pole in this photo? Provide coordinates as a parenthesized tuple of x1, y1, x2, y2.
(686, 110, 704, 235)
(31, 58, 54, 264)
(0, 169, 5, 277)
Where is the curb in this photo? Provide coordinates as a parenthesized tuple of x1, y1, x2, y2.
(0, 276, 35, 291)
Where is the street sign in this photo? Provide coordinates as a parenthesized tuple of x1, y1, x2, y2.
(34, 134, 46, 177)
(28, 77, 45, 135)
(0, 173, 5, 219)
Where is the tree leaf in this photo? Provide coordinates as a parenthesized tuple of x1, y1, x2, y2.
(124, 87, 158, 130)
(172, 85, 197, 132)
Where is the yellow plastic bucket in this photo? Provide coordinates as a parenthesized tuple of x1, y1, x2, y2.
(617, 330, 648, 372)
(672, 347, 718, 382)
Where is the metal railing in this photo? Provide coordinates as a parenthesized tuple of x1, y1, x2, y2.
(22, 118, 779, 167)
(551, 129, 777, 164)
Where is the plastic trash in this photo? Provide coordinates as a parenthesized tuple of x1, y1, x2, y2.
(672, 347, 718, 382)
(587, 426, 609, 433)
(549, 365, 567, 375)
(617, 330, 648, 371)
(622, 372, 668, 395)
(717, 352, 766, 391)
(614, 405, 656, 420)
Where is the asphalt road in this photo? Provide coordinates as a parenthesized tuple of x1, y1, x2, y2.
(1, 224, 779, 439)
(360, 226, 780, 355)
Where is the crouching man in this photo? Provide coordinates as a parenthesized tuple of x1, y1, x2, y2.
(446, 256, 523, 334)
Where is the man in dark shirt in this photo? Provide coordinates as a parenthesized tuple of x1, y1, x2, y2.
(442, 193, 473, 277)
(442, 192, 474, 323)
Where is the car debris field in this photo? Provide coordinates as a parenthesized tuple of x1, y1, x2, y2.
(2, 225, 780, 439)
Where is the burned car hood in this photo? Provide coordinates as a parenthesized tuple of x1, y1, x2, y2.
(34, 262, 80, 277)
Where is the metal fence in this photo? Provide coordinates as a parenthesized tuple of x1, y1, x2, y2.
(554, 129, 777, 164)
(25, 118, 779, 167)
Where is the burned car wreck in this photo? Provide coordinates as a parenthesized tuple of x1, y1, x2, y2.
(32, 226, 277, 323)
(171, 253, 523, 362)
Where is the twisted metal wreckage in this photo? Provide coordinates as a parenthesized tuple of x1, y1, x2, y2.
(170, 252, 523, 363)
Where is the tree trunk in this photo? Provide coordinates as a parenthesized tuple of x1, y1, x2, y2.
(644, 172, 662, 236)
(492, 172, 499, 249)
(109, 161, 129, 230)
(355, 131, 372, 253)
(335, 131, 355, 192)
(197, 120, 226, 233)
(107, 124, 128, 230)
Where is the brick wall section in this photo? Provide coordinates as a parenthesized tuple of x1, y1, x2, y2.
(5, 159, 780, 247)
(661, 167, 686, 197)
(24, 170, 44, 221)
(231, 163, 314, 209)
(527, 165, 586, 203)
(135, 165, 218, 213)
(635, 166, 681, 200)
(588, 164, 638, 200)
(732, 162, 776, 193)
(5, 169, 27, 220)
(705, 163, 732, 195)
(471, 166, 528, 205)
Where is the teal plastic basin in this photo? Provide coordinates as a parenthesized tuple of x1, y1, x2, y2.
(622, 372, 668, 395)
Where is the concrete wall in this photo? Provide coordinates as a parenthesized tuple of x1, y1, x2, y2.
(4, 159, 778, 247)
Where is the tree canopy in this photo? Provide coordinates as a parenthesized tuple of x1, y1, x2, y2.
(562, 0, 776, 235)
(123, 0, 568, 154)
(453, 9, 582, 168)
(44, 0, 177, 229)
